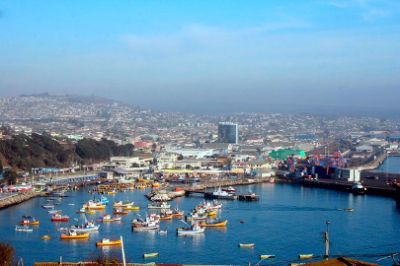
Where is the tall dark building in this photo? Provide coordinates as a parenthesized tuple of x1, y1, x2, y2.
(218, 122, 238, 144)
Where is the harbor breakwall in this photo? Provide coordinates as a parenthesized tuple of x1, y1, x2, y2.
(0, 191, 38, 209)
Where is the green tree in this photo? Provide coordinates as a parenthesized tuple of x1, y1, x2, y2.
(0, 242, 15, 266)
(3, 169, 17, 185)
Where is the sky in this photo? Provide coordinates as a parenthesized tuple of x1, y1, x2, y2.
(0, 0, 399, 115)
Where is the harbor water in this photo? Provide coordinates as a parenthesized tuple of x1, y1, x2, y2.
(1, 184, 400, 265)
(374, 156, 400, 174)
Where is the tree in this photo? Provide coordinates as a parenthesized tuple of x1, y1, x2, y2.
(0, 242, 15, 266)
(177, 154, 183, 160)
(3, 169, 17, 185)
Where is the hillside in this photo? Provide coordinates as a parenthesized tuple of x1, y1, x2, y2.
(0, 133, 134, 171)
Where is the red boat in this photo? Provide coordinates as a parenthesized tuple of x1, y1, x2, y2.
(51, 214, 70, 222)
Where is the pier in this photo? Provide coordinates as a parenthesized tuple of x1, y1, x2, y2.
(184, 177, 273, 195)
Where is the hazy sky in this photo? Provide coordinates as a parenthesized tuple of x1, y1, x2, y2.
(0, 0, 399, 115)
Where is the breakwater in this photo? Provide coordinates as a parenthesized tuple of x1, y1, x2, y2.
(0, 191, 38, 209)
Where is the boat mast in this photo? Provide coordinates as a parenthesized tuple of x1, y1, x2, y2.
(324, 220, 330, 259)
(120, 235, 127, 266)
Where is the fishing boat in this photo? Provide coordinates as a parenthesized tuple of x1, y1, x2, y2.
(260, 255, 276, 259)
(176, 224, 205, 236)
(41, 235, 51, 240)
(113, 201, 134, 208)
(148, 202, 170, 209)
(207, 210, 218, 217)
(113, 209, 129, 215)
(70, 221, 100, 233)
(143, 252, 158, 258)
(123, 205, 140, 211)
(239, 243, 255, 248)
(159, 213, 173, 220)
(107, 190, 117, 195)
(187, 211, 207, 221)
(51, 214, 70, 222)
(171, 209, 184, 219)
(205, 187, 237, 200)
(200, 219, 228, 228)
(238, 192, 259, 201)
(351, 182, 367, 195)
(60, 230, 89, 240)
(20, 217, 40, 226)
(222, 186, 236, 193)
(15, 226, 33, 232)
(99, 195, 109, 204)
(101, 215, 121, 223)
(84, 201, 106, 210)
(159, 230, 167, 235)
(48, 209, 61, 215)
(299, 254, 313, 259)
(132, 214, 160, 231)
(96, 238, 121, 247)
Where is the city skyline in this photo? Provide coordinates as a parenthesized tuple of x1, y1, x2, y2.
(0, 1, 399, 115)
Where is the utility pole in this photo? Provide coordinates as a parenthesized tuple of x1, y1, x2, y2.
(324, 220, 330, 259)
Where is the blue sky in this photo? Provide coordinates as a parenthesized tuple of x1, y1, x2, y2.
(0, 0, 399, 115)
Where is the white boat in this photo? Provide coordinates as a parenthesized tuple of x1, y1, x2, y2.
(15, 225, 33, 232)
(176, 224, 205, 236)
(148, 202, 171, 209)
(351, 182, 367, 194)
(132, 214, 160, 231)
(70, 222, 100, 233)
(42, 204, 55, 209)
(113, 201, 134, 208)
(48, 209, 61, 214)
(222, 186, 236, 193)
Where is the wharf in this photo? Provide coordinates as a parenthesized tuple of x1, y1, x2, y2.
(184, 177, 272, 195)
(277, 177, 398, 198)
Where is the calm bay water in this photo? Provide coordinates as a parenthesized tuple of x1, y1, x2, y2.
(1, 184, 400, 265)
(374, 156, 400, 174)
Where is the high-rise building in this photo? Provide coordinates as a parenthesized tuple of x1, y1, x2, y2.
(218, 122, 238, 144)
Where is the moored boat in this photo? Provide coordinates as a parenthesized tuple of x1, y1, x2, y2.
(298, 254, 313, 259)
(60, 230, 89, 240)
(41, 235, 51, 240)
(222, 186, 236, 193)
(101, 215, 121, 223)
(260, 255, 276, 259)
(351, 182, 367, 195)
(176, 224, 205, 236)
(143, 252, 159, 258)
(123, 205, 140, 211)
(239, 243, 255, 248)
(200, 219, 228, 228)
(20, 217, 40, 226)
(113, 209, 129, 215)
(15, 225, 33, 232)
(171, 208, 184, 219)
(159, 213, 173, 220)
(42, 204, 55, 209)
(96, 238, 121, 247)
(238, 192, 259, 201)
(70, 221, 100, 233)
(51, 214, 70, 222)
(148, 202, 170, 209)
(113, 201, 134, 208)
